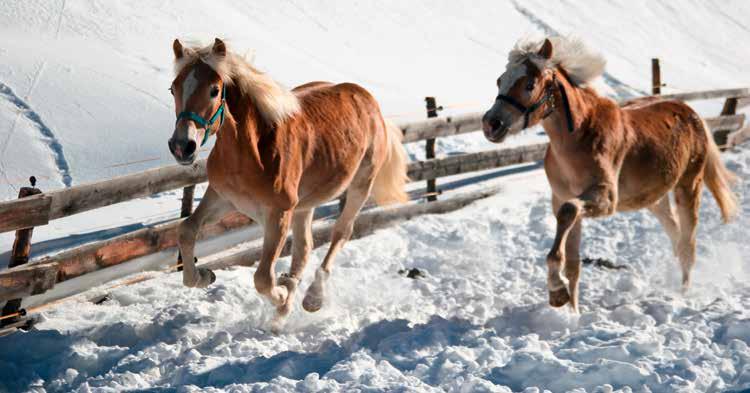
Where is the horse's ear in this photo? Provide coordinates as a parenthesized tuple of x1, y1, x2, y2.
(212, 38, 227, 57)
(173, 39, 184, 59)
(538, 38, 553, 60)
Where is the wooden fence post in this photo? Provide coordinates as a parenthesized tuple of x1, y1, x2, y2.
(181, 185, 195, 218)
(1, 177, 42, 328)
(176, 185, 195, 272)
(715, 97, 739, 150)
(652, 58, 661, 95)
(424, 97, 443, 202)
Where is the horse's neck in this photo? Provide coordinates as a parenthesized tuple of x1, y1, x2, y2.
(542, 77, 598, 150)
(217, 90, 273, 170)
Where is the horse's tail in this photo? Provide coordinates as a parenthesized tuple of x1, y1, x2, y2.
(702, 119, 739, 223)
(372, 120, 409, 206)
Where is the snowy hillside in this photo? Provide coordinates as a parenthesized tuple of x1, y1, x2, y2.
(1, 1, 750, 392)
(0, 0, 749, 200)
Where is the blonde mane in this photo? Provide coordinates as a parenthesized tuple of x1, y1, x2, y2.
(174, 42, 300, 126)
(509, 36, 606, 87)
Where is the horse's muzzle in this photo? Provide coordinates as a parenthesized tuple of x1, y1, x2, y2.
(168, 137, 197, 165)
(482, 113, 508, 143)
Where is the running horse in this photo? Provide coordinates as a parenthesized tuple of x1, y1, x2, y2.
(482, 36, 738, 312)
(167, 39, 408, 323)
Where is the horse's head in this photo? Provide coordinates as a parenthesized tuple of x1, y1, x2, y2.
(168, 39, 227, 165)
(482, 38, 558, 143)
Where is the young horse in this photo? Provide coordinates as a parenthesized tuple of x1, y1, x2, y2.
(167, 39, 408, 322)
(482, 37, 738, 312)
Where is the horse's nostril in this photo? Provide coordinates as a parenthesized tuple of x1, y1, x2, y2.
(490, 119, 503, 130)
(184, 140, 197, 158)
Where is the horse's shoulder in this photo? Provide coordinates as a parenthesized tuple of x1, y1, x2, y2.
(589, 96, 623, 126)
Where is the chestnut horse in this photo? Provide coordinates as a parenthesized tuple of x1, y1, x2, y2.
(167, 39, 408, 324)
(482, 37, 738, 312)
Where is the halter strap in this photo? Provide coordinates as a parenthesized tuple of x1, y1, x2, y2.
(495, 73, 575, 133)
(557, 81, 575, 133)
(175, 86, 227, 146)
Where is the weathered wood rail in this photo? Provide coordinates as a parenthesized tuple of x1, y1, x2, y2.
(0, 79, 748, 323)
(0, 110, 744, 235)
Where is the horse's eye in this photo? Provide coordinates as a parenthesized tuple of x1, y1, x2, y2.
(526, 79, 535, 91)
(210, 86, 220, 98)
(168, 86, 174, 96)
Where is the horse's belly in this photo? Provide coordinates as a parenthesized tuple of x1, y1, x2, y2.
(297, 152, 366, 209)
(616, 150, 683, 210)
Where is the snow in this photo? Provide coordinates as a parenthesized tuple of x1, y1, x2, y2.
(2, 150, 749, 392)
(0, 0, 749, 199)
(0, 0, 750, 392)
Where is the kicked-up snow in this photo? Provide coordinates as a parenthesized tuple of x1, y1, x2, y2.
(0, 148, 748, 392)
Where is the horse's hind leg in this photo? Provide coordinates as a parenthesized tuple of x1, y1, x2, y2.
(276, 208, 314, 316)
(674, 178, 703, 291)
(648, 196, 681, 256)
(178, 186, 236, 288)
(302, 170, 375, 312)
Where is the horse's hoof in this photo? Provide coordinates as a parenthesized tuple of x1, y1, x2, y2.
(196, 268, 216, 288)
(268, 286, 289, 307)
(276, 274, 299, 316)
(549, 287, 570, 308)
(302, 293, 323, 313)
(303, 269, 329, 313)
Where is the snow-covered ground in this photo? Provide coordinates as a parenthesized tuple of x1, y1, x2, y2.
(1, 1, 750, 392)
(1, 150, 748, 392)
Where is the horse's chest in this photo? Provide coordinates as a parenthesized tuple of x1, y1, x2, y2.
(207, 162, 270, 222)
(544, 150, 594, 199)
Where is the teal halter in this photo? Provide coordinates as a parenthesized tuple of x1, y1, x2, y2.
(175, 86, 226, 146)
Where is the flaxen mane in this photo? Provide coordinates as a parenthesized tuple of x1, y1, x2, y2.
(174, 42, 300, 126)
(509, 36, 606, 87)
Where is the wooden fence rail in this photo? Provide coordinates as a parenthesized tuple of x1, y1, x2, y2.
(0, 83, 748, 314)
(0, 107, 745, 235)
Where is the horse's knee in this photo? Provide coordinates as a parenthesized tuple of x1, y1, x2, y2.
(547, 250, 564, 265)
(332, 223, 354, 242)
(178, 218, 198, 246)
(586, 188, 616, 217)
(556, 202, 580, 224)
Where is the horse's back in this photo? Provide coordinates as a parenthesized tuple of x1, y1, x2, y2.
(286, 81, 387, 208)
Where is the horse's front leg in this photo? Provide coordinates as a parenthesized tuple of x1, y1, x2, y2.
(253, 208, 293, 307)
(178, 186, 235, 288)
(548, 183, 615, 308)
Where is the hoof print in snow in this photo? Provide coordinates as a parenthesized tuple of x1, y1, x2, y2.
(398, 268, 425, 279)
(91, 294, 111, 305)
(582, 257, 627, 270)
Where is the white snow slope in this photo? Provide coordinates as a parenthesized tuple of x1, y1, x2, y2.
(0, 1, 750, 392)
(0, 0, 749, 199)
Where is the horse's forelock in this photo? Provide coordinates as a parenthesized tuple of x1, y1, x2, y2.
(508, 36, 606, 87)
(173, 42, 300, 126)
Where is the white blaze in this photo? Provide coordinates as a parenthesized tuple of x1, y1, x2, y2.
(182, 70, 199, 106)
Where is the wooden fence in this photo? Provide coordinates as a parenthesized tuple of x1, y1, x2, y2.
(0, 60, 748, 332)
